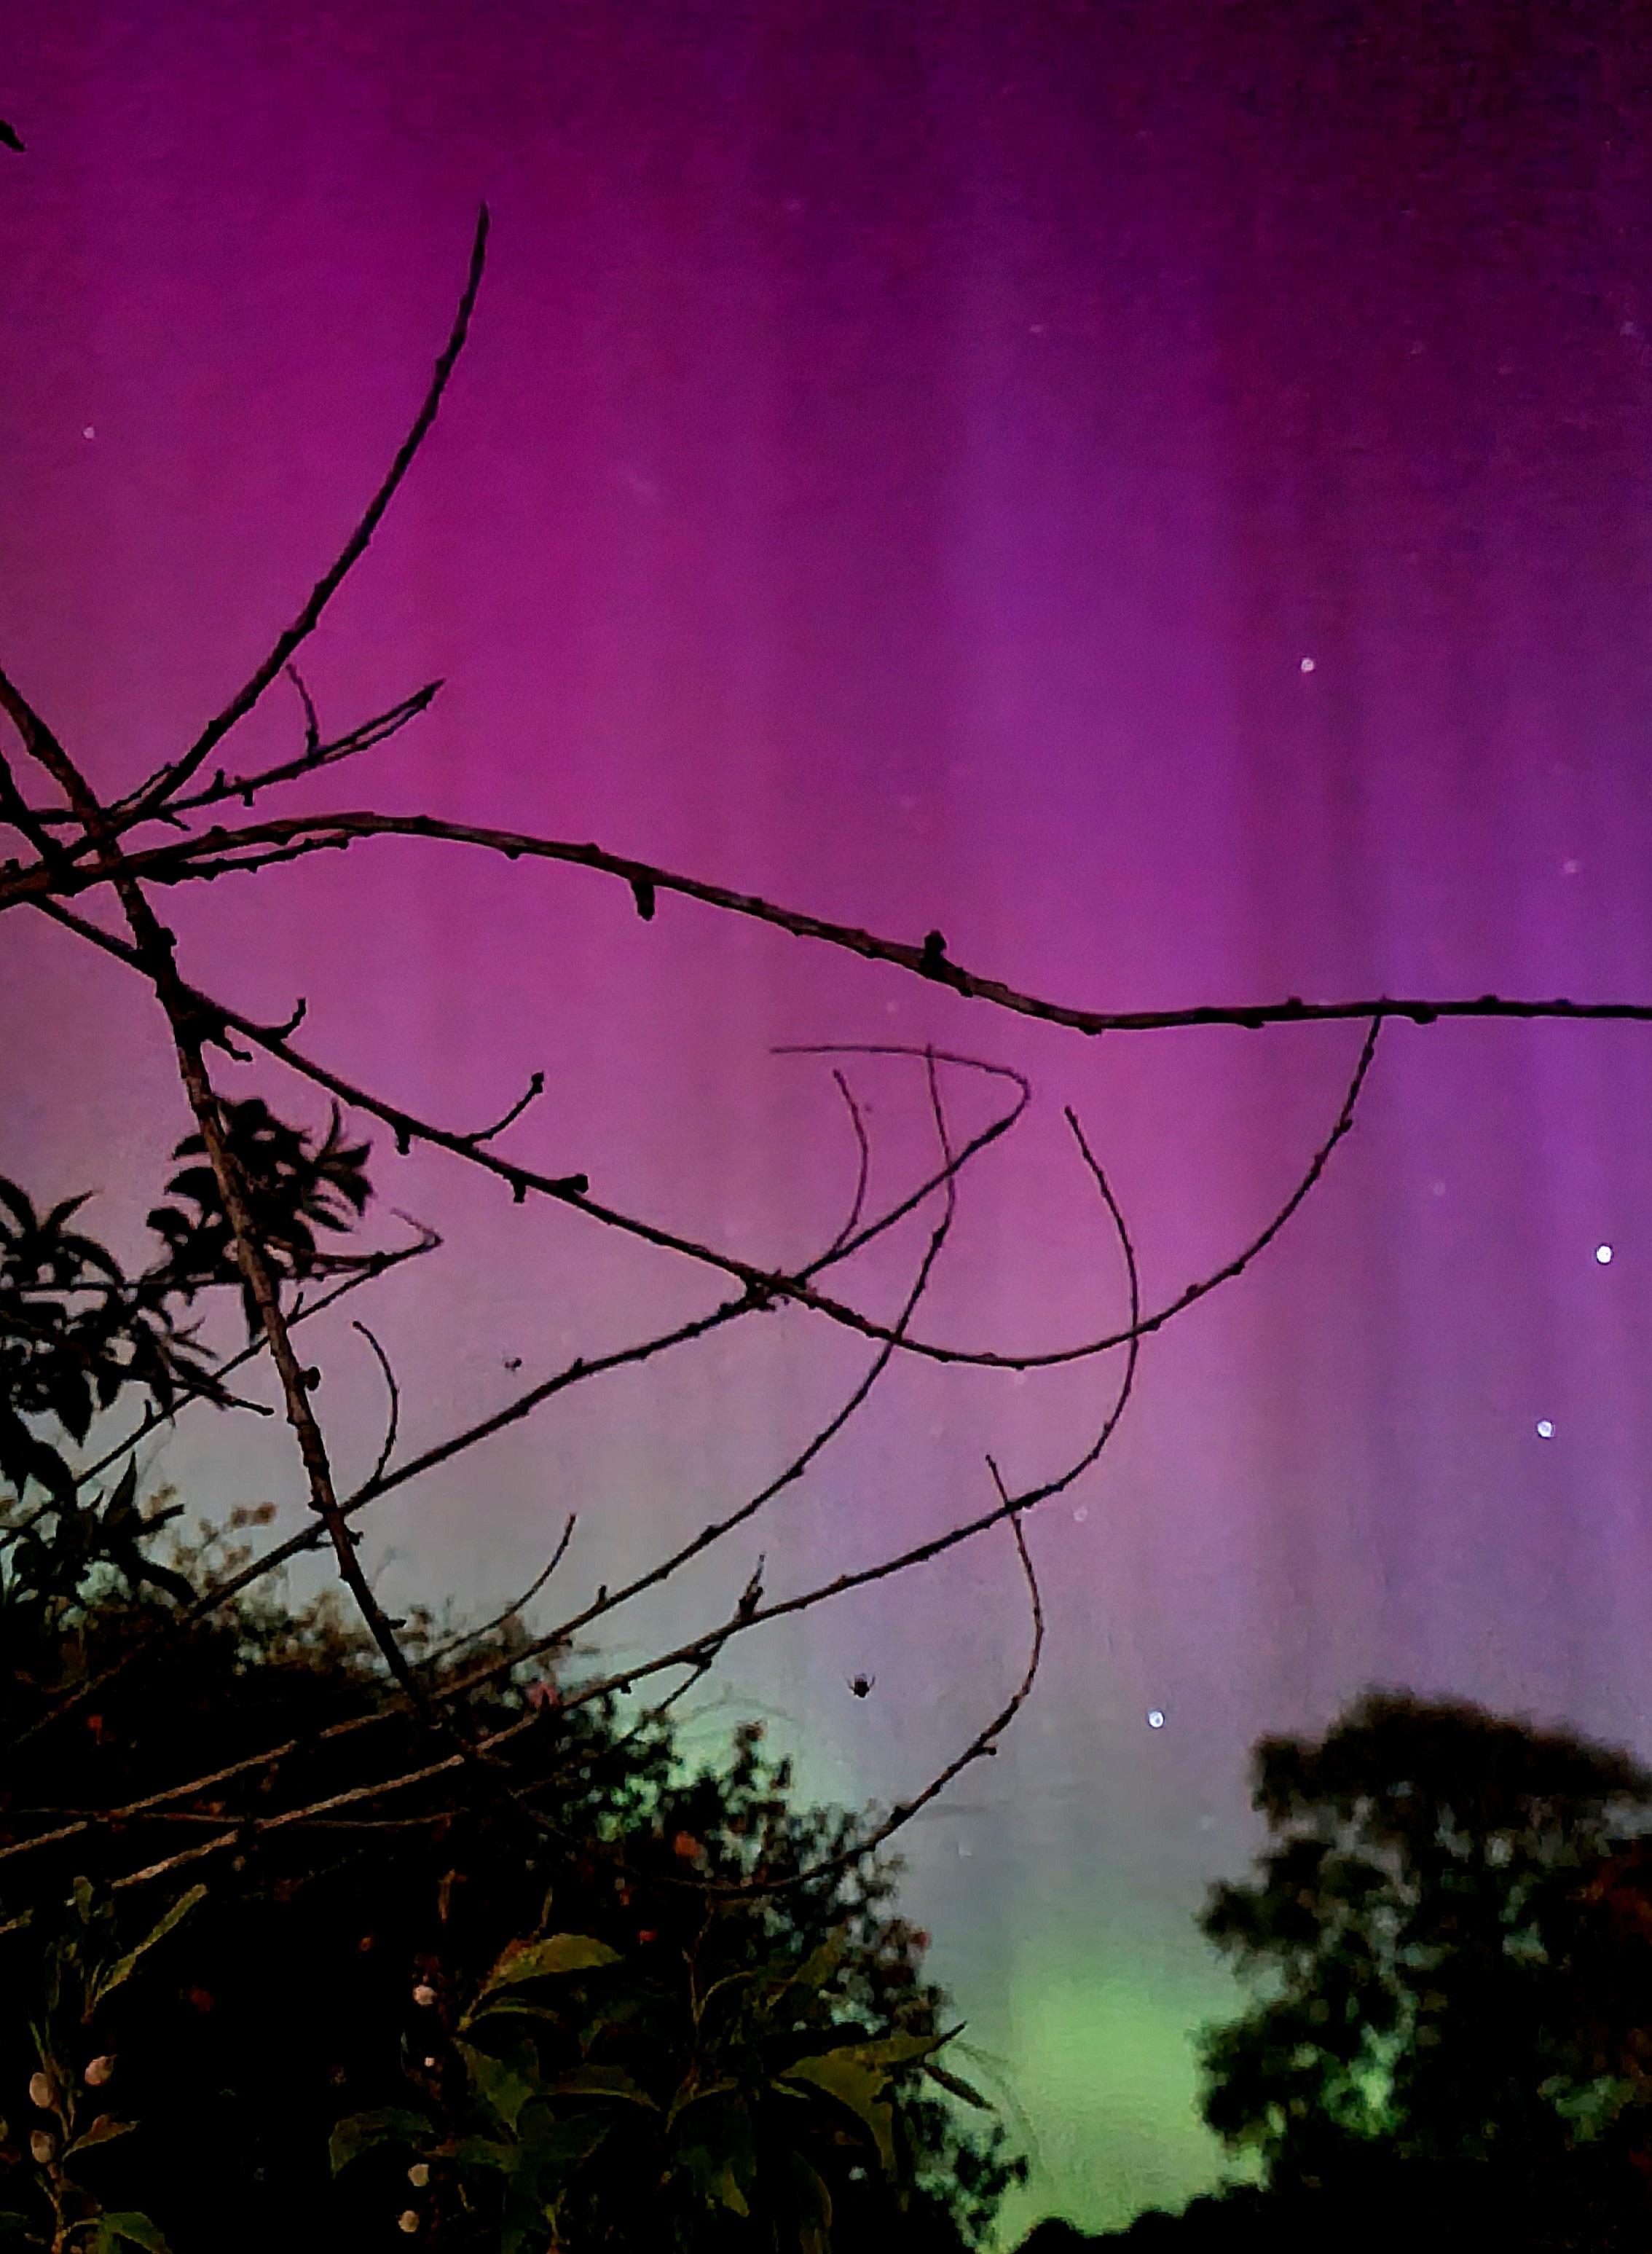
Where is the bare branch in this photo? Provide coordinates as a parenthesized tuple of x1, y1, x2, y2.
(105, 209, 489, 836)
(68, 1214, 438, 1497)
(35, 896, 1263, 1375)
(822, 1064, 871, 1256)
(689, 1477, 1045, 1898)
(425, 1078, 1143, 1729)
(0, 1050, 1006, 1838)
(0, 669, 492, 1807)
(13, 804, 1652, 1037)
(535, 1046, 961, 1660)
(419, 1513, 578, 1672)
(351, 1319, 400, 1490)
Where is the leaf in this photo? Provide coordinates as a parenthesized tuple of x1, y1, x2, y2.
(924, 2058, 993, 2110)
(780, 2049, 899, 2174)
(666, 2073, 738, 2130)
(841, 2027, 955, 2072)
(706, 2161, 748, 2217)
(66, 2113, 134, 2154)
(446, 2134, 517, 2173)
(540, 2065, 658, 2108)
(791, 2152, 834, 2254)
(457, 2043, 536, 2132)
(478, 1933, 621, 1993)
(88, 2215, 170, 2253)
(102, 1461, 139, 1525)
(329, 2108, 432, 2175)
(791, 1933, 848, 1992)
(91, 1883, 207, 2008)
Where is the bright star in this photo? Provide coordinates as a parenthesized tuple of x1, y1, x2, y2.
(1536, 1420, 1554, 1440)
(1596, 1244, 1613, 1265)
(1147, 1709, 1165, 1729)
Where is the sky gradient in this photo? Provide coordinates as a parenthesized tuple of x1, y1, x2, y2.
(7, 2, 1652, 2234)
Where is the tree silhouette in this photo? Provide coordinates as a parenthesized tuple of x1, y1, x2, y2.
(1198, 1691, 1652, 2247)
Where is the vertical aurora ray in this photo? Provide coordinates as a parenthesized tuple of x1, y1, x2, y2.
(6, 3, 1652, 2235)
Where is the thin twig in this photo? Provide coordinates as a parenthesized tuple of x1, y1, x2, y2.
(351, 1320, 400, 1490)
(419, 1514, 578, 1670)
(460, 1069, 546, 1147)
(30, 892, 1294, 1375)
(104, 211, 489, 836)
(822, 1066, 871, 1257)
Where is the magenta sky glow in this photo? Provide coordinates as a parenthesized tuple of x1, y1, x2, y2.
(7, 3, 1652, 2231)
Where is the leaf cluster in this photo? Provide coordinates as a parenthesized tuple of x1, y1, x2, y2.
(0, 1100, 376, 1614)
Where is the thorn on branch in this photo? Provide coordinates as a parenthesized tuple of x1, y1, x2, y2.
(919, 929, 948, 977)
(394, 1125, 412, 1155)
(461, 1069, 546, 1147)
(630, 876, 656, 921)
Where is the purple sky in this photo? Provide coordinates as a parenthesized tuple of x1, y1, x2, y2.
(7, 1, 1652, 2231)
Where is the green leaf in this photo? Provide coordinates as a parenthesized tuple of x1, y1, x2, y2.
(477, 1934, 621, 1995)
(328, 2108, 433, 2175)
(87, 2215, 170, 2253)
(706, 2161, 749, 2218)
(540, 2065, 658, 2108)
(457, 2043, 535, 2132)
(91, 1884, 207, 2008)
(791, 1933, 848, 1992)
(780, 2049, 899, 2173)
(446, 2134, 517, 2174)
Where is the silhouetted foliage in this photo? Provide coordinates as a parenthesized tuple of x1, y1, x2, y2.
(0, 1097, 373, 1558)
(1195, 1689, 1652, 2248)
(146, 1098, 374, 1333)
(0, 1554, 1021, 2250)
(0, 1122, 1023, 2252)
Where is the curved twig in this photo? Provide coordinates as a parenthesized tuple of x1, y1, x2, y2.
(420, 1512, 577, 1671)
(68, 1216, 438, 1496)
(25, 890, 1328, 1377)
(687, 1478, 1045, 1898)
(822, 1065, 871, 1257)
(351, 1320, 400, 1490)
(460, 1069, 546, 1148)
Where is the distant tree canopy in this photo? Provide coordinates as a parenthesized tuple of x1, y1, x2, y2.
(1196, 1690, 1652, 2246)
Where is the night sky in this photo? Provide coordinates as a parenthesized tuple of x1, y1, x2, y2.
(7, 2, 1652, 2234)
